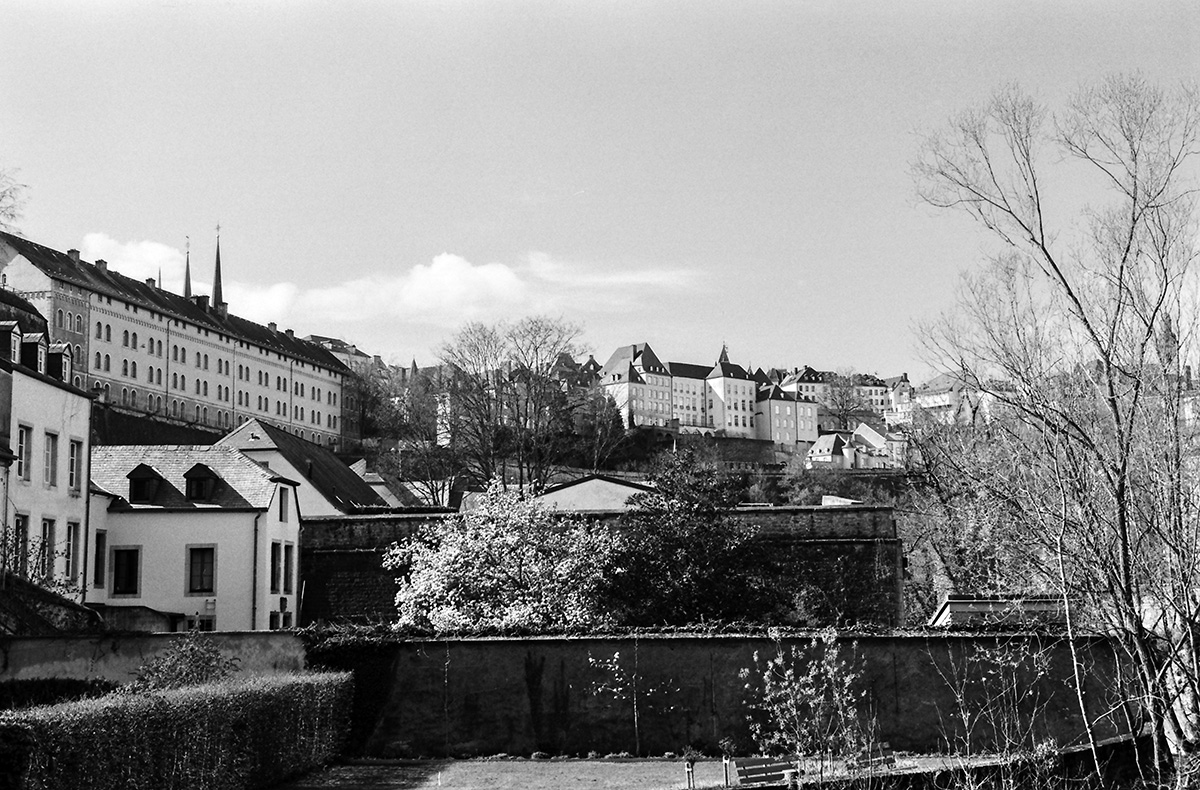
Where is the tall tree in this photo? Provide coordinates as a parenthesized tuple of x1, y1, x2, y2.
(915, 75, 1200, 782)
(439, 316, 581, 492)
(820, 369, 874, 431)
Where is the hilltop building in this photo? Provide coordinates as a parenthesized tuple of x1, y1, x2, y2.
(0, 232, 352, 449)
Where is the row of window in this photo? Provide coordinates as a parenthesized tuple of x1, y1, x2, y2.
(90, 537, 296, 599)
(6, 516, 81, 583)
(15, 427, 83, 490)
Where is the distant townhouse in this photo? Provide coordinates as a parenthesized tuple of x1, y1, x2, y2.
(87, 445, 301, 631)
(882, 373, 914, 426)
(598, 343, 673, 428)
(0, 290, 93, 597)
(0, 232, 352, 449)
(666, 361, 712, 432)
(753, 383, 819, 448)
(706, 348, 757, 438)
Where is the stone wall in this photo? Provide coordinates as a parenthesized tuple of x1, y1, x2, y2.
(305, 633, 1132, 759)
(300, 506, 904, 627)
(0, 632, 306, 682)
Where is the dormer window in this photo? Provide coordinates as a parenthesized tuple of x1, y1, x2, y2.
(127, 463, 163, 504)
(183, 463, 220, 501)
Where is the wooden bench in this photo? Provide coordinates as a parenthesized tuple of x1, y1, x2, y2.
(725, 756, 803, 786)
(846, 742, 897, 772)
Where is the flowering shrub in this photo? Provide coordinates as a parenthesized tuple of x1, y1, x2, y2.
(385, 480, 614, 632)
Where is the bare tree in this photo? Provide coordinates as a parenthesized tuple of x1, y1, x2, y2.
(439, 316, 581, 492)
(0, 166, 25, 232)
(820, 369, 875, 431)
(915, 75, 1200, 783)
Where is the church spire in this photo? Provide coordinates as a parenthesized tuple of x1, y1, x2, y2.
(183, 236, 192, 297)
(212, 224, 224, 308)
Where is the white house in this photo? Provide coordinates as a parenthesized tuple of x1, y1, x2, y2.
(0, 289, 92, 598)
(87, 445, 301, 631)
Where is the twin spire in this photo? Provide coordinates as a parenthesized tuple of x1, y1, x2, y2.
(181, 227, 224, 311)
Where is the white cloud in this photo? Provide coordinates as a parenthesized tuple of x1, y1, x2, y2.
(77, 233, 699, 348)
(80, 233, 186, 291)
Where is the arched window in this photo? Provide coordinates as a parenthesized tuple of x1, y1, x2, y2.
(121, 360, 128, 376)
(73, 376, 81, 388)
(172, 373, 178, 389)
(103, 383, 110, 399)
(56, 310, 63, 327)
(122, 330, 129, 347)
(202, 381, 208, 396)
(73, 344, 81, 363)
(104, 325, 111, 342)
(120, 388, 128, 406)
(94, 352, 101, 369)
(172, 345, 178, 362)
(103, 354, 110, 372)
(75, 315, 82, 333)
(66, 312, 73, 329)
(181, 348, 187, 365)
(171, 400, 178, 417)
(195, 379, 200, 395)
(202, 407, 208, 423)
(204, 354, 208, 369)
(95, 322, 102, 339)
(131, 332, 138, 349)
(181, 375, 186, 392)
(156, 369, 162, 385)
(130, 361, 137, 378)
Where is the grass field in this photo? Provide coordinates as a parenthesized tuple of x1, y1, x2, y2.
(277, 758, 729, 790)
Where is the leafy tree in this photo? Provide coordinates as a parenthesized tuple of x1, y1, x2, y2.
(385, 481, 613, 633)
(599, 448, 770, 626)
(915, 74, 1200, 778)
(568, 384, 628, 471)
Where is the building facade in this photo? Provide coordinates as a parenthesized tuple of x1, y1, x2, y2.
(0, 232, 352, 449)
(0, 290, 93, 600)
(87, 445, 302, 631)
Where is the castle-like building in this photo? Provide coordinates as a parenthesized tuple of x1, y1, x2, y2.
(0, 232, 352, 449)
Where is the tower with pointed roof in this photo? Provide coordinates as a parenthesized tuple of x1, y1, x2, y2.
(212, 229, 224, 309)
(183, 243, 192, 298)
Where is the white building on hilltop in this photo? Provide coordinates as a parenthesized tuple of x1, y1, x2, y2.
(0, 231, 352, 449)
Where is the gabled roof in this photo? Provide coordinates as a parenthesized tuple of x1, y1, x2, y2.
(599, 343, 668, 380)
(808, 433, 846, 456)
(0, 232, 350, 374)
(217, 418, 386, 511)
(92, 445, 290, 510)
(708, 360, 750, 380)
(537, 473, 654, 497)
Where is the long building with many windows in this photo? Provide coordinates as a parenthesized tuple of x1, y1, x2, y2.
(0, 232, 351, 449)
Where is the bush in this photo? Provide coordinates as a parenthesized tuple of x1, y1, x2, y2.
(0, 671, 352, 790)
(125, 629, 240, 691)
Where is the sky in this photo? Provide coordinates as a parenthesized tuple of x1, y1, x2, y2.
(2, 1, 1198, 383)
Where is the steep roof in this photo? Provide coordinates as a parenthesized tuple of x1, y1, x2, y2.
(708, 360, 750, 380)
(0, 232, 350, 374)
(666, 361, 712, 380)
(217, 418, 386, 511)
(91, 445, 290, 510)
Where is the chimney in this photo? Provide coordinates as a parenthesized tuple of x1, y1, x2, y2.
(268, 322, 278, 333)
(146, 278, 156, 288)
(67, 249, 80, 262)
(96, 259, 107, 272)
(285, 328, 294, 339)
(192, 294, 210, 311)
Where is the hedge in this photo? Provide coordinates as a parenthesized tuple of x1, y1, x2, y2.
(0, 671, 353, 790)
(0, 679, 119, 712)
